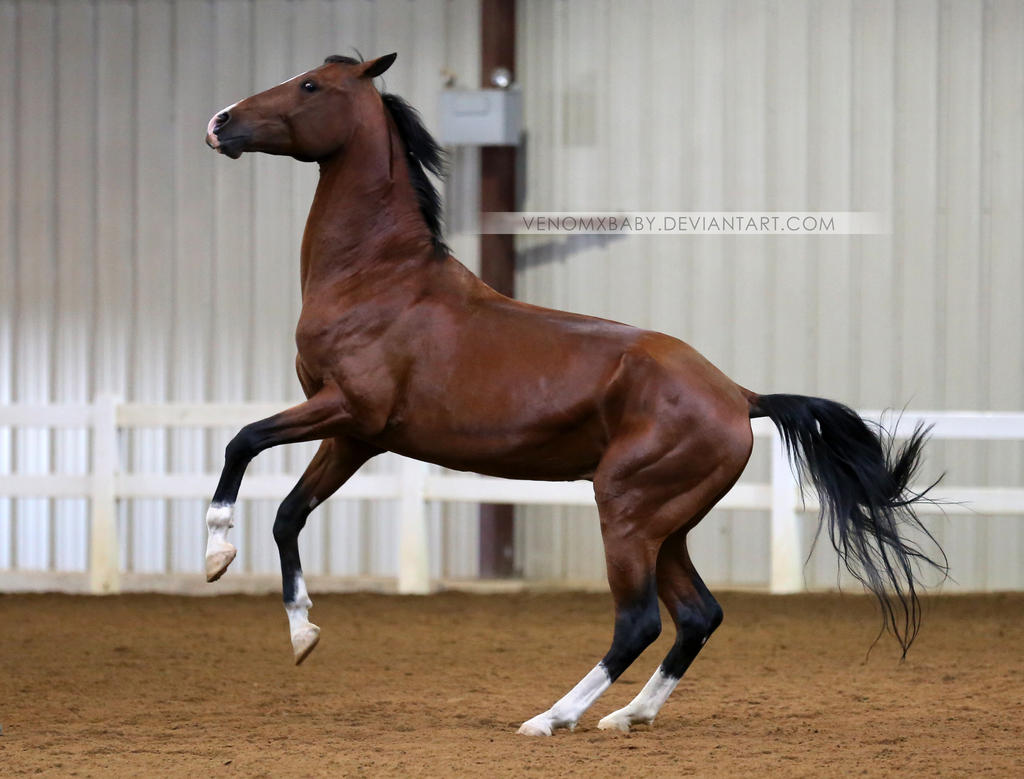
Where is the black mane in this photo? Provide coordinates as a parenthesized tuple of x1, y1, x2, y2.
(380, 93, 449, 257)
(324, 55, 449, 257)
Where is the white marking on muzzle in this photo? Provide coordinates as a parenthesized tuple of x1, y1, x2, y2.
(206, 100, 238, 149)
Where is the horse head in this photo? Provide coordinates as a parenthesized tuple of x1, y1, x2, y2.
(205, 53, 396, 162)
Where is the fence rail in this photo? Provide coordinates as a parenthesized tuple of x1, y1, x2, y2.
(1, 397, 1023, 595)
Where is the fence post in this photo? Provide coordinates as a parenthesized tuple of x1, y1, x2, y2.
(89, 394, 120, 594)
(769, 428, 802, 594)
(397, 456, 431, 594)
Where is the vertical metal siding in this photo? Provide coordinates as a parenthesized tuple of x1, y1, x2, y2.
(0, 3, 15, 569)
(515, 0, 1024, 590)
(3, 0, 1022, 591)
(981, 0, 1024, 588)
(0, 0, 481, 581)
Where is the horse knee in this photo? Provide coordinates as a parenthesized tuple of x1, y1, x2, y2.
(273, 495, 310, 546)
(225, 424, 261, 462)
(272, 515, 290, 547)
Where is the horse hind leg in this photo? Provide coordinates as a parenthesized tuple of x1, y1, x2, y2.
(518, 426, 685, 736)
(598, 530, 721, 732)
(519, 366, 751, 735)
(517, 531, 662, 736)
(594, 431, 747, 732)
(273, 436, 378, 664)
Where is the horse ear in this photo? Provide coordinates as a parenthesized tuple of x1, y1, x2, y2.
(361, 53, 397, 79)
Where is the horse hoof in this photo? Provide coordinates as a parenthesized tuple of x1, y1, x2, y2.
(597, 712, 633, 732)
(292, 624, 321, 665)
(205, 545, 237, 582)
(598, 710, 651, 732)
(517, 717, 553, 737)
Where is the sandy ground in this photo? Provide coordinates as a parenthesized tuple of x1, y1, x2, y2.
(0, 591, 1021, 777)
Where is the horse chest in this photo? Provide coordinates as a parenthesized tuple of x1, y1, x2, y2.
(294, 314, 399, 433)
(296, 302, 381, 365)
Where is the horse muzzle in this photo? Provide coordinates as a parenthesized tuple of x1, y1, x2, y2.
(206, 132, 247, 159)
(205, 108, 247, 159)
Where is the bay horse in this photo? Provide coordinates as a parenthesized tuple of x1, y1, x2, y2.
(204, 53, 944, 735)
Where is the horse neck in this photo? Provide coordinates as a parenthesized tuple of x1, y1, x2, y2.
(300, 113, 437, 294)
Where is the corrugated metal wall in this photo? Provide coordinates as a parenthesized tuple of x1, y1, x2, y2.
(0, 0, 483, 581)
(515, 0, 1024, 590)
(3, 0, 1022, 592)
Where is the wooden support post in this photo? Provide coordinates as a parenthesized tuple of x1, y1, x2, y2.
(769, 429, 802, 593)
(478, 0, 517, 579)
(398, 456, 431, 594)
(89, 394, 120, 594)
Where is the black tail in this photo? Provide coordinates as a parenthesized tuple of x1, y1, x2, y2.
(749, 393, 947, 657)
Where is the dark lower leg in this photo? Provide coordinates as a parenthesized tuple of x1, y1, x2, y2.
(661, 574, 722, 678)
(601, 576, 663, 681)
(205, 388, 350, 582)
(599, 547, 720, 731)
(518, 539, 661, 735)
(212, 388, 348, 507)
(272, 437, 377, 663)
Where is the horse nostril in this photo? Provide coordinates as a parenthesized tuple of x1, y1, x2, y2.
(214, 112, 230, 131)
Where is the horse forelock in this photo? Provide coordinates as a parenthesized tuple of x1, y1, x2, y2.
(324, 54, 362, 66)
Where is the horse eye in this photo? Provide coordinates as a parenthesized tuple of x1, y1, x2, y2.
(301, 80, 317, 93)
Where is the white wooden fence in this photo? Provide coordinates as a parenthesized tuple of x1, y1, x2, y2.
(1, 398, 1023, 595)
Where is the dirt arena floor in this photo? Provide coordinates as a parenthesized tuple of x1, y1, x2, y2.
(1, 591, 1021, 777)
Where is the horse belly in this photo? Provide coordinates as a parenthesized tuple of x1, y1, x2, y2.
(382, 432, 603, 481)
(370, 394, 606, 481)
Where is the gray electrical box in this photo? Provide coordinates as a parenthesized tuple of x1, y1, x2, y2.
(438, 88, 522, 146)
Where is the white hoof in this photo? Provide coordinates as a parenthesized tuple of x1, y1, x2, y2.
(598, 709, 652, 732)
(517, 716, 554, 737)
(517, 712, 578, 736)
(291, 624, 321, 665)
(205, 544, 237, 582)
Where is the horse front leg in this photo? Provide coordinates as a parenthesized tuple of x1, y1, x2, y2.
(204, 384, 351, 582)
(273, 436, 379, 664)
